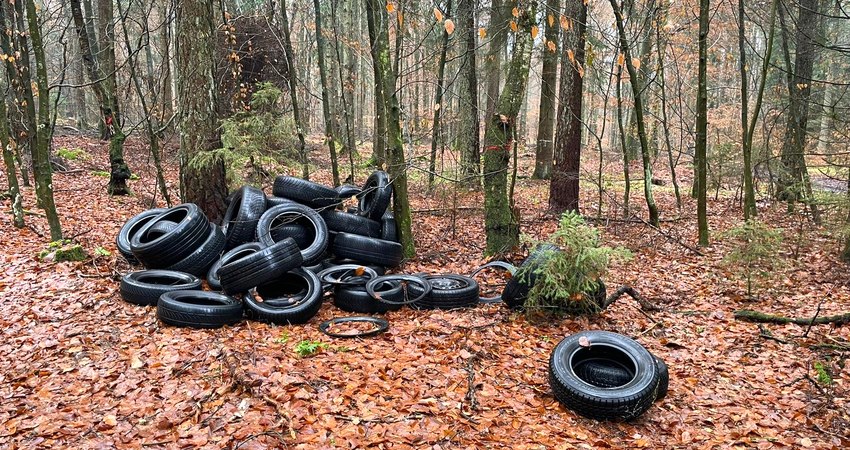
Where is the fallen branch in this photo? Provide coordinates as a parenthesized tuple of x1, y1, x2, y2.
(734, 309, 850, 326)
(601, 285, 659, 311)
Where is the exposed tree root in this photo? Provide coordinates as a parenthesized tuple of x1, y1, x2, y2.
(735, 309, 850, 326)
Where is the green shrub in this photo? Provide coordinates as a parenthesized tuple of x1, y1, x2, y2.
(56, 147, 88, 160)
(721, 219, 783, 299)
(526, 212, 632, 316)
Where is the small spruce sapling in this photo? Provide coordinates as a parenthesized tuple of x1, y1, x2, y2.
(721, 219, 782, 300)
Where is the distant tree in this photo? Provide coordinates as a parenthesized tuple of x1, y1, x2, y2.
(313, 0, 341, 186)
(696, 0, 709, 245)
(532, 0, 560, 180)
(457, 0, 480, 188)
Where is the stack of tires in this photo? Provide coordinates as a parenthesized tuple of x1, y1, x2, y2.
(116, 171, 404, 328)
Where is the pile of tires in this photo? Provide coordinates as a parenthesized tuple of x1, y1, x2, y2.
(115, 172, 405, 327)
(549, 331, 669, 421)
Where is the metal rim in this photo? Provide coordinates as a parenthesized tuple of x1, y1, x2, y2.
(468, 261, 517, 304)
(317, 264, 379, 287)
(365, 275, 432, 305)
(319, 316, 389, 338)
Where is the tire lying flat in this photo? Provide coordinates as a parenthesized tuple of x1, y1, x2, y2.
(549, 330, 659, 421)
(120, 270, 202, 306)
(332, 232, 403, 267)
(157, 290, 243, 328)
(219, 238, 303, 294)
(243, 268, 323, 324)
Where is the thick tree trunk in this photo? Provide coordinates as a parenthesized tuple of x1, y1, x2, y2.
(281, 0, 309, 179)
(482, 1, 535, 254)
(696, 0, 709, 245)
(610, 0, 659, 227)
(776, 0, 821, 223)
(314, 0, 341, 186)
(549, 0, 587, 213)
(484, 0, 509, 120)
(428, 0, 452, 189)
(176, 0, 228, 222)
(364, 0, 414, 257)
(532, 0, 560, 180)
(457, 0, 480, 188)
(25, 0, 62, 240)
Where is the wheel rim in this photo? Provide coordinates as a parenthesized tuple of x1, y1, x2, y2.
(428, 277, 467, 290)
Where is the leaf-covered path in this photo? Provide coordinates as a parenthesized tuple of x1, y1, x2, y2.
(0, 137, 848, 448)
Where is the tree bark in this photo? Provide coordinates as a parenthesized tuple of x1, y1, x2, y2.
(25, 0, 62, 240)
(365, 0, 415, 258)
(365, 0, 386, 168)
(0, 78, 23, 228)
(159, 0, 174, 131)
(656, 1, 681, 210)
(313, 0, 341, 186)
(482, 1, 535, 254)
(532, 0, 560, 180)
(696, 0, 709, 245)
(549, 0, 587, 213)
(457, 0, 480, 189)
(281, 0, 309, 179)
(616, 64, 630, 217)
(428, 0, 452, 189)
(609, 0, 659, 227)
(176, 0, 228, 222)
(484, 0, 510, 120)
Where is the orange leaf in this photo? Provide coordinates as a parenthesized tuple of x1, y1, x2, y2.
(567, 49, 575, 63)
(617, 52, 625, 66)
(102, 415, 117, 427)
(510, 20, 518, 32)
(512, 7, 519, 18)
(632, 57, 641, 70)
(530, 26, 539, 39)
(479, 27, 486, 39)
(398, 11, 404, 27)
(445, 19, 455, 35)
(386, 1, 395, 13)
(547, 40, 556, 52)
(560, 15, 568, 30)
(548, 14, 555, 27)
(434, 7, 443, 22)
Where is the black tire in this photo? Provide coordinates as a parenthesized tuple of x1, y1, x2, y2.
(380, 213, 398, 242)
(332, 232, 403, 267)
(357, 171, 392, 220)
(334, 280, 403, 313)
(145, 220, 180, 238)
(321, 257, 386, 275)
(549, 331, 659, 421)
(270, 223, 314, 249)
(335, 184, 362, 198)
(410, 274, 479, 309)
(167, 224, 227, 277)
(266, 195, 296, 209)
(116, 208, 166, 264)
(219, 238, 303, 294)
(157, 290, 243, 328)
(272, 176, 339, 208)
(257, 203, 328, 265)
(321, 210, 381, 237)
(243, 268, 323, 324)
(304, 262, 324, 273)
(469, 261, 517, 304)
(221, 186, 267, 250)
(502, 243, 560, 309)
(207, 242, 265, 290)
(317, 264, 380, 289)
(130, 203, 211, 269)
(119, 270, 202, 306)
(654, 356, 669, 401)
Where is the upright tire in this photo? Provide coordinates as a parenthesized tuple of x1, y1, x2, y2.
(357, 171, 392, 220)
(502, 244, 559, 309)
(257, 203, 328, 265)
(130, 204, 211, 269)
(221, 186, 267, 250)
(243, 268, 323, 324)
(549, 331, 659, 421)
(116, 208, 166, 264)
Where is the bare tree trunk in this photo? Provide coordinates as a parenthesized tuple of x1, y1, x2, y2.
(482, 1, 535, 254)
(484, 0, 509, 120)
(313, 0, 341, 186)
(428, 0, 452, 189)
(532, 0, 560, 180)
(159, 0, 174, 131)
(25, 0, 62, 240)
(366, 0, 386, 167)
(0, 79, 23, 228)
(549, 0, 587, 212)
(696, 0, 709, 245)
(656, 3, 682, 210)
(609, 0, 660, 227)
(616, 65, 630, 218)
(177, 0, 228, 222)
(281, 0, 309, 179)
(458, 0, 480, 188)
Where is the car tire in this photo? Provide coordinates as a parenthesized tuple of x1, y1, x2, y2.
(409, 274, 480, 309)
(120, 270, 202, 306)
(157, 290, 243, 328)
(167, 224, 227, 277)
(116, 208, 166, 264)
(549, 331, 659, 421)
(272, 176, 339, 208)
(207, 242, 265, 290)
(321, 210, 381, 237)
(332, 232, 403, 267)
(219, 238, 303, 294)
(357, 171, 392, 220)
(257, 203, 328, 265)
(243, 268, 323, 324)
(221, 186, 267, 250)
(130, 203, 211, 269)
(334, 280, 403, 313)
(502, 243, 559, 309)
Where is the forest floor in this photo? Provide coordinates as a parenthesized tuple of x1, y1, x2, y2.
(1, 134, 849, 449)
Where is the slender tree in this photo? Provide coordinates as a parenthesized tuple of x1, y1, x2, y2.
(457, 0, 480, 188)
(482, 1, 536, 254)
(313, 0, 341, 186)
(696, 0, 709, 245)
(428, 0, 452, 189)
(0, 76, 23, 228)
(549, 0, 587, 212)
(176, 0, 228, 221)
(533, 0, 561, 180)
(281, 0, 309, 179)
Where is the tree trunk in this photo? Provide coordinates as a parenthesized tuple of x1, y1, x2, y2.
(365, 0, 414, 257)
(176, 0, 228, 222)
(365, 0, 386, 167)
(484, 0, 509, 120)
(313, 0, 341, 186)
(656, 3, 681, 210)
(159, 0, 174, 131)
(616, 65, 630, 217)
(609, 0, 659, 227)
(25, 0, 62, 240)
(776, 0, 821, 223)
(428, 0, 452, 189)
(0, 80, 23, 228)
(549, 0, 587, 213)
(532, 0, 560, 180)
(281, 0, 309, 179)
(696, 0, 709, 245)
(457, 0, 480, 188)
(482, 1, 535, 254)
